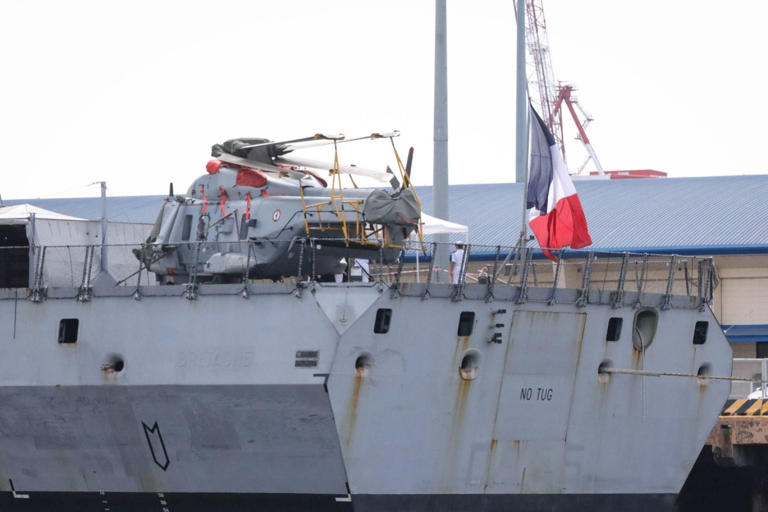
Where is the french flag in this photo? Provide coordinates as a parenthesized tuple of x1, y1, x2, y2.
(527, 105, 592, 260)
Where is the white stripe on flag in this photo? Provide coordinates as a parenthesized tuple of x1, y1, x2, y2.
(545, 145, 577, 214)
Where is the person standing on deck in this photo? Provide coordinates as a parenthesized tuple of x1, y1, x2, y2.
(449, 242, 465, 284)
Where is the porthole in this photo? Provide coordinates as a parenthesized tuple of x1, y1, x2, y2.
(632, 309, 658, 351)
(697, 363, 711, 384)
(102, 354, 125, 373)
(597, 359, 612, 384)
(459, 350, 480, 381)
(355, 353, 373, 377)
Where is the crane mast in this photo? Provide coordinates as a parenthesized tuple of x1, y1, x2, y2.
(521, 0, 564, 157)
(517, 0, 604, 175)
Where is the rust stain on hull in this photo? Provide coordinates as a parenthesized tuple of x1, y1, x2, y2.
(442, 369, 472, 490)
(344, 375, 363, 448)
(482, 438, 499, 493)
(453, 336, 470, 361)
(451, 379, 471, 436)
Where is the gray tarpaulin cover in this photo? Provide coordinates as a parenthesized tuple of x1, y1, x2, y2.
(362, 189, 420, 226)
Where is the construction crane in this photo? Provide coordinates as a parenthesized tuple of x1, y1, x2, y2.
(516, 0, 604, 175)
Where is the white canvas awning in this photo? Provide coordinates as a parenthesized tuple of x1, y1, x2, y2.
(419, 212, 468, 236)
(0, 204, 84, 221)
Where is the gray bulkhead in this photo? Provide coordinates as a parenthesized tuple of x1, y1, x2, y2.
(325, 284, 730, 496)
(0, 281, 731, 499)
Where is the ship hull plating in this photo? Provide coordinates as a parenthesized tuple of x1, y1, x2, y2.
(0, 491, 679, 512)
(0, 282, 732, 509)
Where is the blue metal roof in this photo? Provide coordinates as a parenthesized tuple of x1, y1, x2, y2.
(720, 325, 768, 343)
(7, 174, 768, 254)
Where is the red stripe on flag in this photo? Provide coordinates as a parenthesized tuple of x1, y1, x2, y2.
(529, 194, 592, 261)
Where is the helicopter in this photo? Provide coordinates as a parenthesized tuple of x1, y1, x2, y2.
(135, 132, 424, 283)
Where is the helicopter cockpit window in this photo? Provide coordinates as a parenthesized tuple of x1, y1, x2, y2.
(239, 214, 248, 240)
(181, 215, 193, 241)
(196, 214, 210, 241)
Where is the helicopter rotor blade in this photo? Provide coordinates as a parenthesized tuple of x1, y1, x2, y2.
(279, 131, 401, 151)
(370, 130, 400, 139)
(275, 156, 391, 182)
(217, 153, 308, 180)
(239, 133, 346, 150)
(405, 147, 414, 181)
(386, 166, 400, 190)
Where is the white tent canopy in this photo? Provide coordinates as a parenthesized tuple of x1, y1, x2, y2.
(0, 204, 84, 221)
(419, 212, 468, 236)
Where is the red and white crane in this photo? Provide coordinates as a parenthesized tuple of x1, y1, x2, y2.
(517, 0, 605, 175)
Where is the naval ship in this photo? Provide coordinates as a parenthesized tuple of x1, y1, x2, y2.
(0, 130, 732, 511)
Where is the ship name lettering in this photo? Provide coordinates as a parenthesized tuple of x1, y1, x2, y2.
(520, 387, 553, 401)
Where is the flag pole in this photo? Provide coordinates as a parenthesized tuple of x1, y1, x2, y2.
(515, 0, 529, 264)
(494, 0, 529, 283)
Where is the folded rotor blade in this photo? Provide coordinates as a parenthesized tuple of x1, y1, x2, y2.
(370, 130, 400, 139)
(275, 156, 391, 182)
(239, 133, 345, 150)
(405, 147, 414, 181)
(217, 153, 306, 180)
(385, 166, 400, 190)
(281, 131, 401, 151)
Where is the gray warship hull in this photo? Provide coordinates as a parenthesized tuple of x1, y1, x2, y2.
(0, 277, 731, 511)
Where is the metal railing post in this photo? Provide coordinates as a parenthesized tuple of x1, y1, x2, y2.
(485, 245, 500, 302)
(297, 238, 305, 278)
(29, 245, 47, 303)
(634, 253, 649, 309)
(575, 251, 594, 307)
(77, 246, 94, 302)
(241, 241, 252, 299)
(612, 252, 629, 309)
(391, 249, 406, 298)
(311, 239, 317, 281)
(701, 257, 716, 309)
(548, 251, 563, 305)
(133, 250, 143, 301)
(185, 241, 201, 300)
(422, 242, 437, 299)
(378, 244, 385, 284)
(515, 247, 530, 304)
(661, 254, 677, 310)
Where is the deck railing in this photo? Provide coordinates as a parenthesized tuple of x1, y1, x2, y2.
(0, 239, 716, 309)
(730, 358, 768, 398)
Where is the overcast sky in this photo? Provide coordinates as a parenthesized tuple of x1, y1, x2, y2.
(2, 0, 767, 201)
